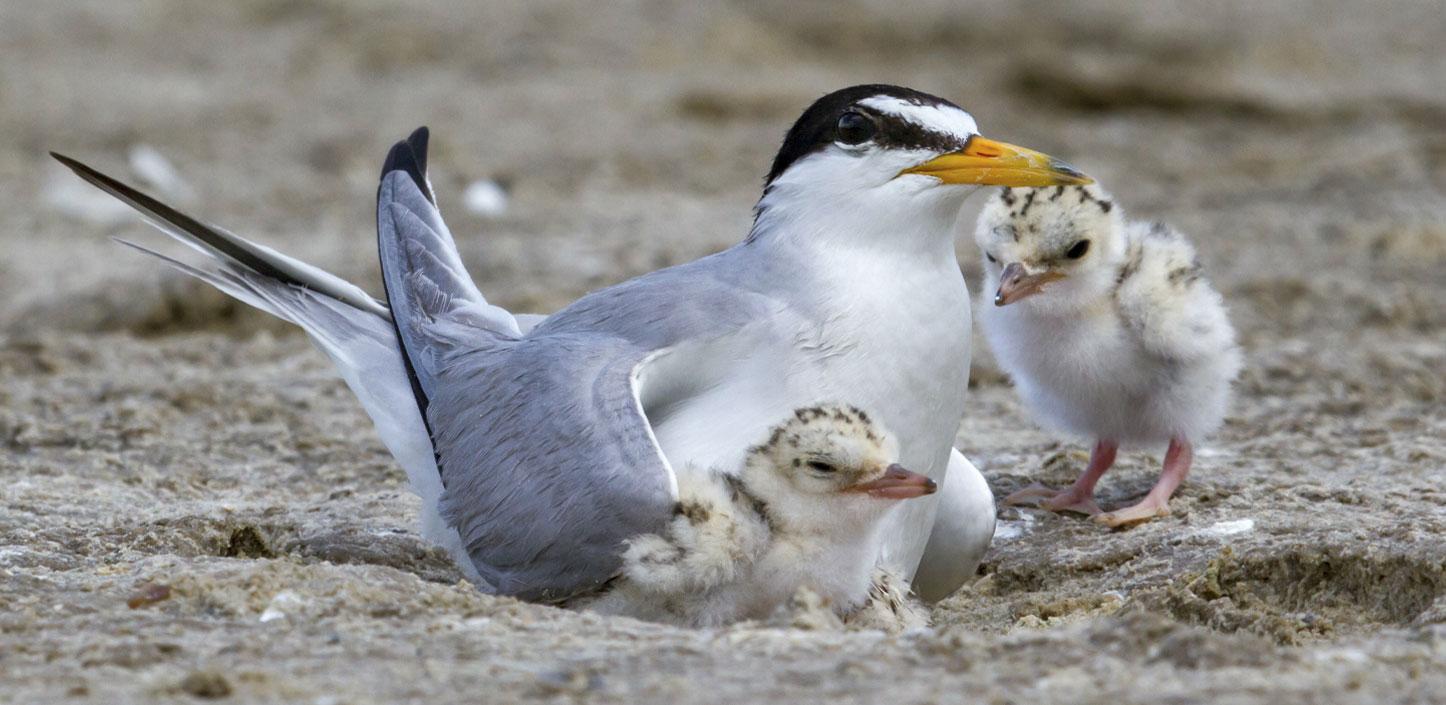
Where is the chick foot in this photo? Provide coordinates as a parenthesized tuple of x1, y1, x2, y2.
(1093, 498, 1170, 528)
(1094, 437, 1191, 529)
(1004, 485, 1102, 516)
(844, 568, 930, 633)
(1004, 440, 1117, 517)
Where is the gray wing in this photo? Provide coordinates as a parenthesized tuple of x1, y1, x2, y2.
(376, 128, 523, 411)
(375, 129, 677, 601)
(432, 335, 679, 601)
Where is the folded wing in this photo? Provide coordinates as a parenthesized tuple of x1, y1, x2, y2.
(375, 130, 678, 601)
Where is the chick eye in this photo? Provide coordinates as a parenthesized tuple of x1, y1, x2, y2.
(985, 252, 998, 264)
(1066, 240, 1091, 259)
(805, 460, 837, 473)
(835, 111, 876, 145)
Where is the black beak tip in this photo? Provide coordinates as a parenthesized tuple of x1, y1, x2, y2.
(1051, 159, 1085, 179)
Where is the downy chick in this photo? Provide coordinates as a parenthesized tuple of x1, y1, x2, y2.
(580, 404, 936, 628)
(974, 184, 1241, 527)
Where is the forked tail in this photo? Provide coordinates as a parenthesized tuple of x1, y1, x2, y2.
(51, 149, 472, 577)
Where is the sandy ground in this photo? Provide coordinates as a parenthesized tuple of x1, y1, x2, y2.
(2, 1, 1444, 703)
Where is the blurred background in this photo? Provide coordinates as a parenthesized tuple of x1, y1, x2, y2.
(3, 0, 1443, 344)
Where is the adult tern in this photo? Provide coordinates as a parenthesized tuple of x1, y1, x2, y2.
(54, 84, 1091, 602)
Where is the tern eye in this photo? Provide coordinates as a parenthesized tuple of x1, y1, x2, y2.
(835, 111, 876, 145)
(1066, 240, 1091, 259)
(805, 459, 837, 474)
(985, 252, 998, 264)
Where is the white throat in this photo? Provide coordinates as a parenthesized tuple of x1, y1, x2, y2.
(751, 155, 977, 262)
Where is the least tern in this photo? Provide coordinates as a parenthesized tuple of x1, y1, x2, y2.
(975, 184, 1241, 527)
(580, 404, 934, 628)
(54, 84, 1090, 601)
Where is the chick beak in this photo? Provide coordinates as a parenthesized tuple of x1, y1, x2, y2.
(994, 262, 1066, 306)
(898, 136, 1093, 187)
(847, 464, 938, 500)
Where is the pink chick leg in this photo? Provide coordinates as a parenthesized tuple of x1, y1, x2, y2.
(1095, 437, 1192, 528)
(1005, 439, 1118, 516)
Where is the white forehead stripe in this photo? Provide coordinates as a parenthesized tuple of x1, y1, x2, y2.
(858, 95, 978, 139)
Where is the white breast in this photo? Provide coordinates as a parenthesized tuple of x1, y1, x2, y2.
(980, 301, 1179, 444)
(650, 245, 971, 576)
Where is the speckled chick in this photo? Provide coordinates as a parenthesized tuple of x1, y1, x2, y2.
(974, 184, 1241, 527)
(580, 404, 936, 628)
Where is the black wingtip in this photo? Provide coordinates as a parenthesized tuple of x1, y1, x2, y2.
(49, 151, 139, 202)
(407, 126, 429, 178)
(51, 149, 316, 291)
(51, 151, 96, 178)
(381, 126, 434, 204)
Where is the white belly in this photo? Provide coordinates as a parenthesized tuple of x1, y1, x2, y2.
(650, 264, 972, 577)
(982, 305, 1173, 444)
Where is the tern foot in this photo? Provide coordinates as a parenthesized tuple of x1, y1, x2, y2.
(1004, 485, 1102, 516)
(1094, 499, 1170, 529)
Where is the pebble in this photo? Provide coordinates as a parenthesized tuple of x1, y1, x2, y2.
(126, 582, 172, 609)
(463, 179, 509, 217)
(1196, 518, 1256, 538)
(128, 144, 192, 200)
(179, 671, 232, 699)
(259, 590, 304, 623)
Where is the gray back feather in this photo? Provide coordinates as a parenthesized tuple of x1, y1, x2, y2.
(375, 130, 714, 600)
(432, 335, 679, 600)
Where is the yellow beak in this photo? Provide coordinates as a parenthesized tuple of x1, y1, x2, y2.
(898, 136, 1093, 187)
